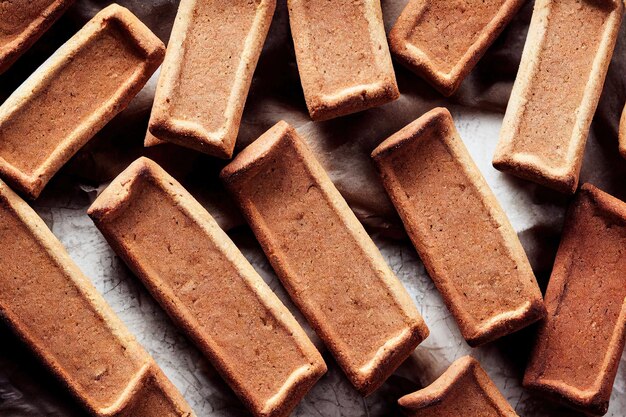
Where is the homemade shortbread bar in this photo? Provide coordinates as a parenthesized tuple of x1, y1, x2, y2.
(287, 0, 399, 121)
(88, 157, 326, 417)
(372, 108, 545, 346)
(524, 184, 626, 415)
(221, 121, 429, 395)
(0, 4, 165, 199)
(493, 0, 623, 194)
(144, 127, 162, 148)
(388, 0, 524, 96)
(398, 356, 519, 417)
(147, 0, 275, 157)
(0, 179, 193, 417)
(0, 0, 75, 74)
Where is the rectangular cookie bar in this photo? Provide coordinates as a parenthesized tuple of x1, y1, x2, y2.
(0, 179, 194, 417)
(524, 184, 626, 415)
(146, 0, 275, 158)
(287, 0, 399, 121)
(220, 121, 429, 395)
(398, 356, 519, 417)
(0, 4, 165, 199)
(88, 157, 326, 417)
(0, 0, 75, 74)
(371, 107, 545, 346)
(388, 0, 524, 96)
(493, 0, 623, 194)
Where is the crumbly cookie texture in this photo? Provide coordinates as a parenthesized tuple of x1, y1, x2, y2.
(372, 107, 545, 347)
(0, 0, 75, 74)
(619, 103, 626, 160)
(0, 179, 194, 417)
(221, 121, 429, 395)
(287, 0, 399, 121)
(146, 0, 276, 158)
(493, 0, 624, 194)
(0, 4, 165, 199)
(389, 0, 525, 96)
(399, 356, 519, 417)
(89, 157, 326, 417)
(524, 184, 626, 416)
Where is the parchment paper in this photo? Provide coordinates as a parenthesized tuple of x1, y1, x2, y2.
(1, 1, 625, 416)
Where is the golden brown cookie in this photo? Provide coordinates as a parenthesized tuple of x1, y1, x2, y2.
(88, 157, 326, 417)
(524, 184, 626, 416)
(221, 121, 429, 395)
(398, 356, 519, 417)
(0, 179, 194, 417)
(388, 0, 524, 96)
(0, 4, 165, 199)
(0, 0, 75, 74)
(493, 0, 623, 194)
(372, 107, 545, 346)
(619, 103, 626, 160)
(146, 0, 276, 158)
(287, 0, 399, 121)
